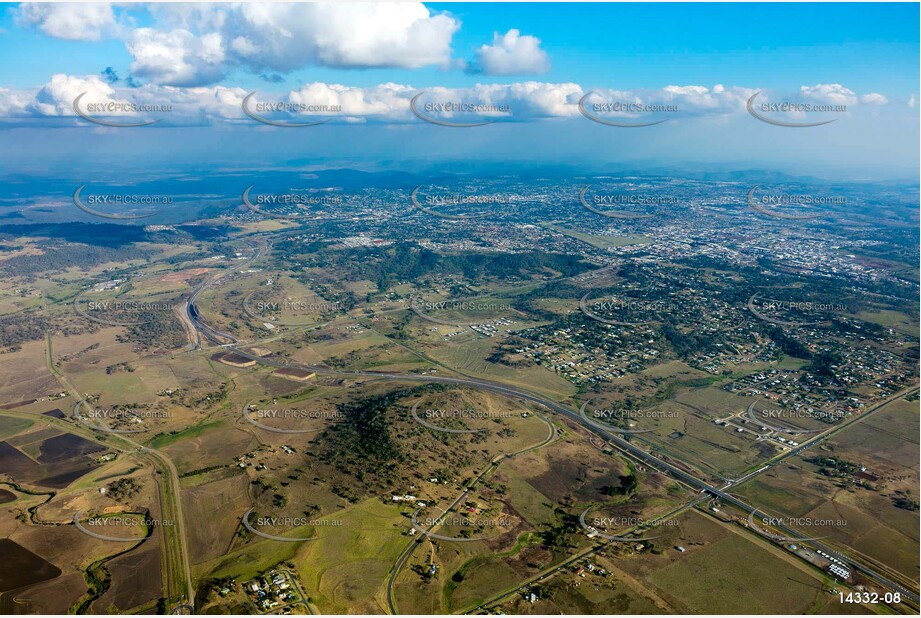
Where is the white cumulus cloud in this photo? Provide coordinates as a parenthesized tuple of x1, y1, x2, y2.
(32, 73, 115, 116)
(471, 29, 550, 75)
(287, 82, 415, 119)
(859, 92, 888, 105)
(126, 3, 459, 85)
(126, 29, 227, 87)
(15, 2, 118, 41)
(800, 83, 857, 106)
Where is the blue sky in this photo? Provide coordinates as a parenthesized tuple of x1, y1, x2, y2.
(438, 3, 919, 90)
(0, 2, 917, 179)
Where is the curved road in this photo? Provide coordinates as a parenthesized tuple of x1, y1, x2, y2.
(386, 412, 557, 613)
